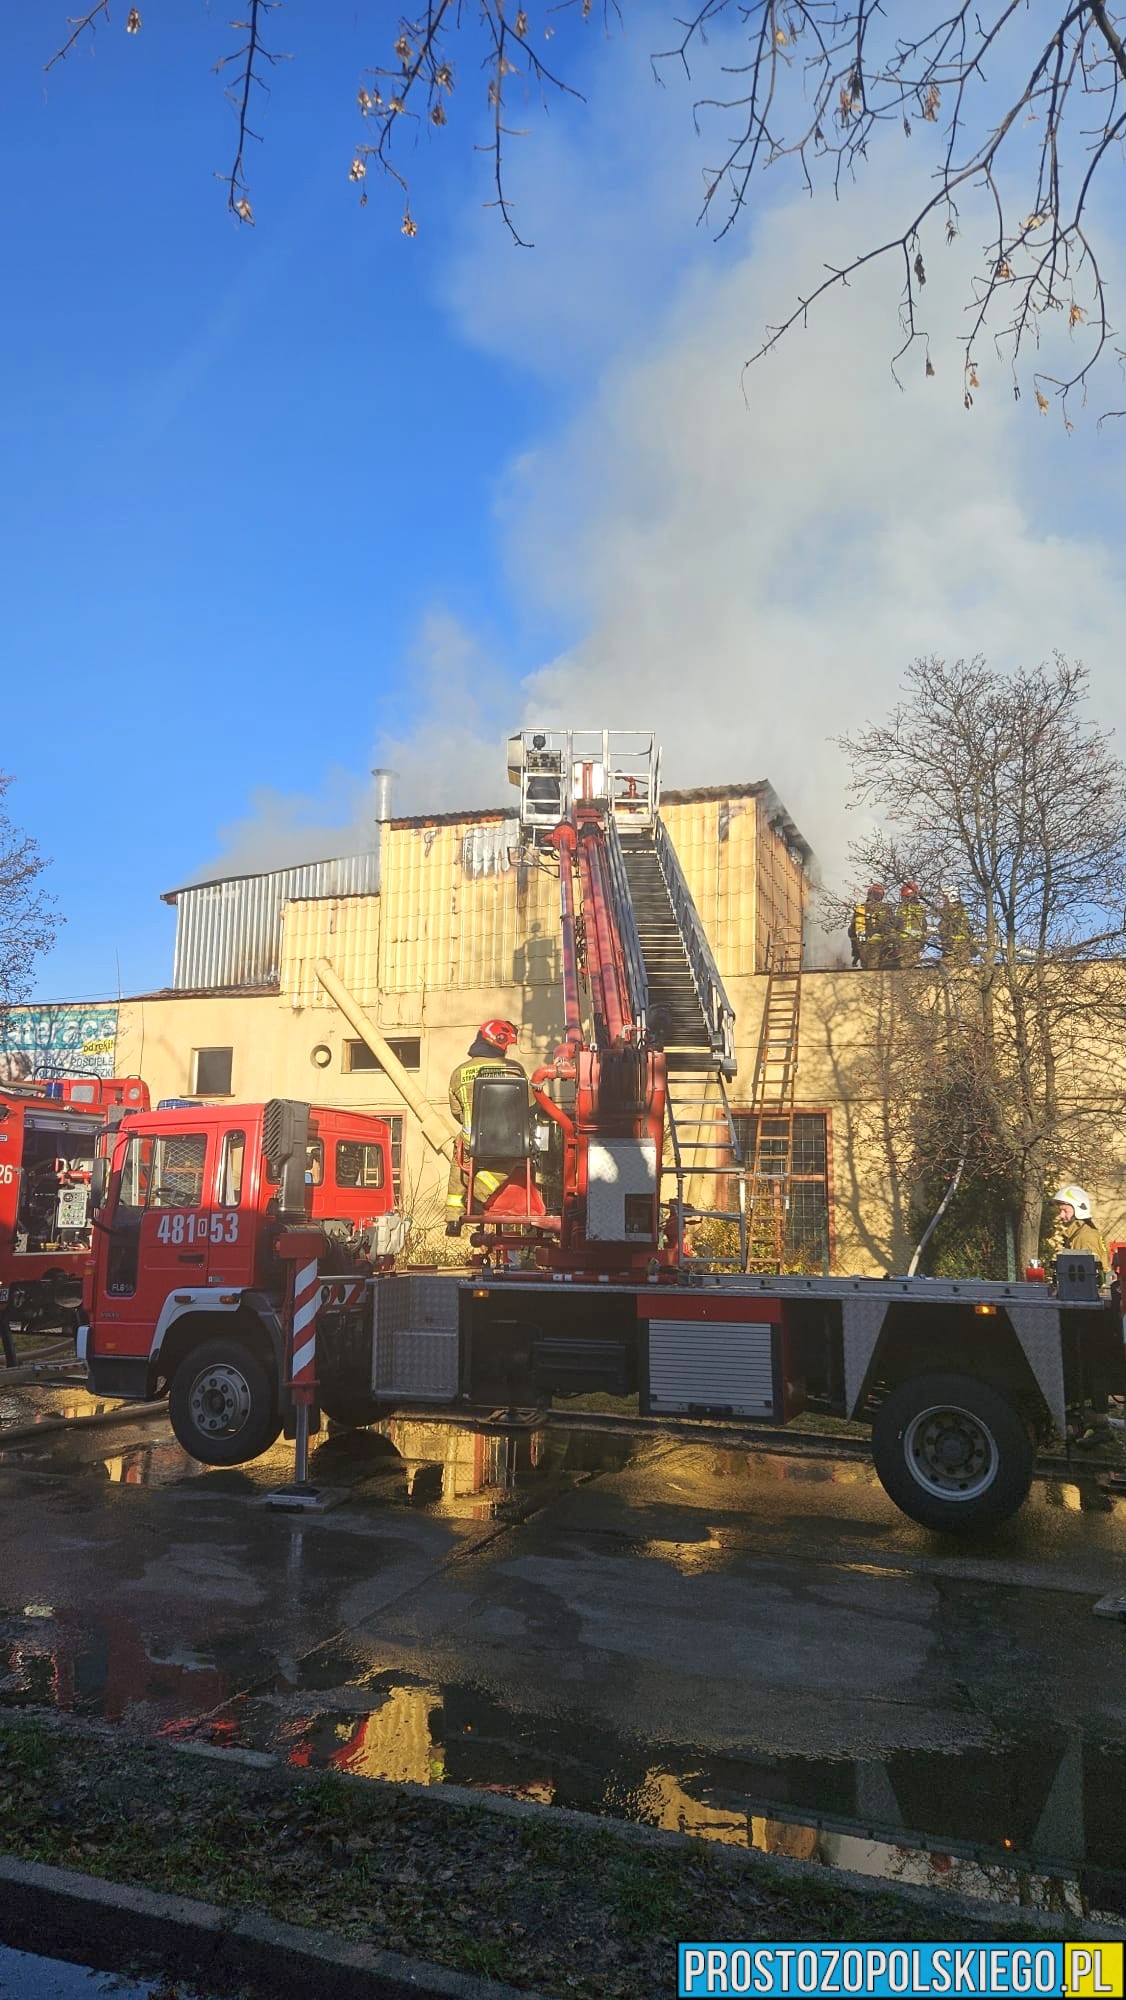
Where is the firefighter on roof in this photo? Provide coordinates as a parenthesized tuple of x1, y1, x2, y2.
(445, 1019, 529, 1235)
(849, 885, 888, 970)
(893, 882, 928, 966)
(938, 886, 973, 964)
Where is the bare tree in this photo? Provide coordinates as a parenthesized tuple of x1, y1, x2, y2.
(42, 6, 1126, 409)
(44, 0, 584, 244)
(659, 3, 1126, 419)
(0, 775, 59, 1005)
(838, 655, 1126, 1268)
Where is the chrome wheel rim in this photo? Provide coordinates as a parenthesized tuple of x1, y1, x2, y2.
(188, 1362, 252, 1438)
(902, 1402, 999, 1501)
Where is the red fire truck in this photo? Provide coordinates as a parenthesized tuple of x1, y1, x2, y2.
(77, 734, 1126, 1530)
(0, 1075, 150, 1343)
(81, 1100, 404, 1461)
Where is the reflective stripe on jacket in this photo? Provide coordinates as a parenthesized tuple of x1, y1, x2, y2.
(896, 901, 928, 941)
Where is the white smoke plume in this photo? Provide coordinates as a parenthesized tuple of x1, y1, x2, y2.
(196, 770, 377, 881)
(200, 19, 1126, 890)
(435, 27, 1126, 888)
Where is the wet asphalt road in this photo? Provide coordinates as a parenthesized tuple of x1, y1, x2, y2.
(1, 1381, 1124, 1921)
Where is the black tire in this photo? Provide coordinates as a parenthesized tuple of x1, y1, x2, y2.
(871, 1370, 1033, 1533)
(168, 1337, 282, 1466)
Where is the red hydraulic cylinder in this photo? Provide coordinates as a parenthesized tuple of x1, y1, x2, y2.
(548, 824, 585, 1055)
(576, 819, 630, 1049)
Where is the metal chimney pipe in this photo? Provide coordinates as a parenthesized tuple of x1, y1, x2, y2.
(371, 769, 396, 825)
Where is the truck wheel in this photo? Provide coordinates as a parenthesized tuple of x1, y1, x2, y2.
(168, 1338, 282, 1466)
(871, 1371, 1033, 1533)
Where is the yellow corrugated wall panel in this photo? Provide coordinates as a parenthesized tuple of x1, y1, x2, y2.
(662, 800, 718, 944)
(754, 798, 807, 970)
(281, 897, 382, 1007)
(712, 799, 757, 977)
(379, 818, 550, 992)
(661, 799, 759, 981)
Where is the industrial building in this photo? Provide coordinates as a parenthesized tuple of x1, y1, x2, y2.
(6, 751, 1125, 1274)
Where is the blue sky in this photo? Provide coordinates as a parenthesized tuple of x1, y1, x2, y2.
(4, 4, 1125, 999)
(4, 4, 582, 996)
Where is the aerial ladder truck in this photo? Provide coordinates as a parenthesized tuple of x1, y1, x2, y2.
(78, 731, 1126, 1533)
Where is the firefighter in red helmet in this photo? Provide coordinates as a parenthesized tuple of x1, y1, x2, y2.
(850, 885, 889, 970)
(894, 882, 928, 967)
(445, 1020, 529, 1233)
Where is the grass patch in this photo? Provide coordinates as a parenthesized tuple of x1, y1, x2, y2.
(0, 1715, 1076, 1999)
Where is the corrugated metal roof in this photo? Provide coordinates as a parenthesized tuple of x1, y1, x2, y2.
(661, 782, 769, 803)
(389, 807, 519, 831)
(162, 848, 379, 903)
(164, 850, 379, 992)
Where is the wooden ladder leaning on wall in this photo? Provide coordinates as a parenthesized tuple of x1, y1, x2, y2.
(743, 935, 803, 1274)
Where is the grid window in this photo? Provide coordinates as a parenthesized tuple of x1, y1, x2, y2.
(343, 1038, 421, 1075)
(192, 1048, 233, 1095)
(119, 1133, 208, 1211)
(734, 1112, 830, 1265)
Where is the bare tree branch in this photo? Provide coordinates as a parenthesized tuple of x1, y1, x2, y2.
(0, 776, 60, 1006)
(45, 3, 111, 74)
(212, 0, 291, 223)
(352, 0, 585, 241)
(650, 2, 1126, 418)
(38, 4, 1126, 412)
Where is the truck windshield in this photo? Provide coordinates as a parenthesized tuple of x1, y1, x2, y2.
(117, 1133, 207, 1211)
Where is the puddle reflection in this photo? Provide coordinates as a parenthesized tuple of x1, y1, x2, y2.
(2, 1411, 1124, 1927)
(184, 1674, 1124, 1923)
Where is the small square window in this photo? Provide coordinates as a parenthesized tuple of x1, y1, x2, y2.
(343, 1037, 420, 1075)
(624, 1194, 654, 1237)
(192, 1048, 233, 1095)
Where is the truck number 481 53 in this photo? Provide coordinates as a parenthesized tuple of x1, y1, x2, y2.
(155, 1212, 239, 1246)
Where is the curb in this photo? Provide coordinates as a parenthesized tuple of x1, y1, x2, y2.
(0, 1854, 546, 2000)
(6, 1711, 1123, 1945)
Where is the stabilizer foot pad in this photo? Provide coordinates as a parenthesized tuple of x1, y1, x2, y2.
(264, 1484, 350, 1513)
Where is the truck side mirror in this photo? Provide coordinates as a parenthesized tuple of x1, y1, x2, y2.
(263, 1099, 311, 1219)
(90, 1157, 108, 1209)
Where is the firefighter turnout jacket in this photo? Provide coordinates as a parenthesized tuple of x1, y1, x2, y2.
(1055, 1214, 1109, 1269)
(894, 896, 928, 965)
(938, 898, 973, 961)
(446, 1055, 530, 1219)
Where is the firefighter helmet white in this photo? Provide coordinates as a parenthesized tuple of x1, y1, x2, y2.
(1054, 1184, 1093, 1220)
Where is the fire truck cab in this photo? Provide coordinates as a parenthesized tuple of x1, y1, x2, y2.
(0, 1077, 149, 1337)
(81, 1100, 405, 1462)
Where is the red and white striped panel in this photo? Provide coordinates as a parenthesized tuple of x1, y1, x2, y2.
(289, 1257, 320, 1399)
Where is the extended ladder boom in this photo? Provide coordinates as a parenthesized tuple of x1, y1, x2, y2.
(511, 729, 746, 1270)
